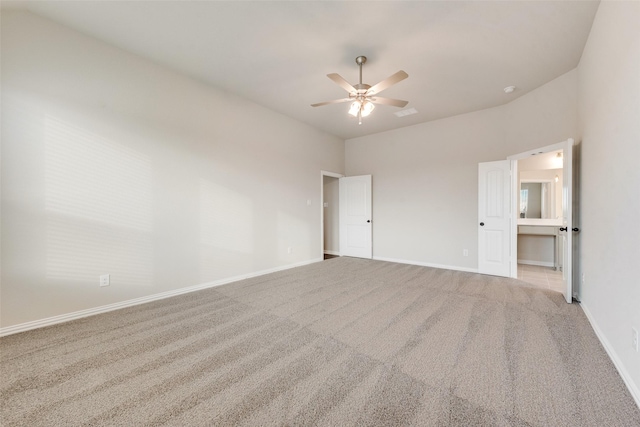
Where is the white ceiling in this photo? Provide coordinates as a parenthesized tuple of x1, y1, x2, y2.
(2, 1, 600, 140)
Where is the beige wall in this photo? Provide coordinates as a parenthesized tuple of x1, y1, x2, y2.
(577, 0, 640, 401)
(1, 11, 344, 328)
(503, 70, 579, 149)
(345, 69, 579, 270)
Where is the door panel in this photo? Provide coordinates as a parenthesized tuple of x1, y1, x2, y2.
(485, 230, 505, 262)
(561, 139, 574, 303)
(478, 161, 511, 277)
(340, 175, 372, 259)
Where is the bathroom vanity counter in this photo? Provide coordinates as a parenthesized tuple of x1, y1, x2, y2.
(517, 218, 563, 226)
(517, 219, 563, 270)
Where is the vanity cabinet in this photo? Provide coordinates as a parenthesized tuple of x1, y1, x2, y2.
(518, 225, 556, 236)
(517, 224, 562, 270)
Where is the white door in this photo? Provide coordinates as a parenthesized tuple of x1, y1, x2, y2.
(339, 175, 372, 259)
(560, 139, 574, 303)
(478, 161, 511, 277)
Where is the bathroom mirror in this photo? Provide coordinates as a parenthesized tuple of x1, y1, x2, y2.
(519, 180, 553, 219)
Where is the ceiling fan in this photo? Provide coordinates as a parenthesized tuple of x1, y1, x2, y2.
(311, 56, 409, 124)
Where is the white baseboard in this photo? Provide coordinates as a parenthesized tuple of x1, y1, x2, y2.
(580, 302, 640, 408)
(323, 250, 340, 256)
(0, 258, 322, 337)
(373, 256, 478, 274)
(517, 259, 554, 267)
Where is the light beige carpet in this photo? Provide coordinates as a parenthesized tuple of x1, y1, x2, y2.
(1, 257, 639, 426)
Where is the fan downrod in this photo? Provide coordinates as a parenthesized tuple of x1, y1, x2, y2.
(354, 56, 369, 90)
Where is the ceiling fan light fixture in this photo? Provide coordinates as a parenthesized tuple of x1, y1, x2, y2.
(311, 56, 409, 126)
(361, 100, 375, 117)
(348, 101, 361, 117)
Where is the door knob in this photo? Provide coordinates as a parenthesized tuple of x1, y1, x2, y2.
(559, 227, 567, 232)
(572, 227, 580, 232)
(479, 222, 485, 226)
(367, 220, 371, 223)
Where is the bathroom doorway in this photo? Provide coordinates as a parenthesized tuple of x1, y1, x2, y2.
(508, 139, 576, 303)
(321, 171, 342, 259)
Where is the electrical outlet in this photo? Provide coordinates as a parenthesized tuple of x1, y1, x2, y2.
(100, 274, 110, 287)
(582, 273, 585, 284)
(287, 247, 292, 254)
(463, 249, 469, 257)
(633, 328, 639, 352)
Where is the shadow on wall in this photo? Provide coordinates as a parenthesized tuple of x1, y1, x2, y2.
(198, 179, 312, 283)
(199, 179, 253, 280)
(4, 97, 320, 302)
(44, 114, 154, 287)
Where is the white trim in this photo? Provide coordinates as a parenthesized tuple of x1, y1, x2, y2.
(0, 258, 322, 337)
(323, 250, 340, 256)
(517, 259, 555, 268)
(581, 303, 640, 408)
(510, 159, 519, 278)
(373, 256, 478, 273)
(507, 139, 572, 161)
(320, 170, 344, 179)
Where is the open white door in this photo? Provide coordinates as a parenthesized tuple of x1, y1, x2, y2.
(478, 161, 511, 277)
(560, 139, 574, 303)
(339, 175, 372, 259)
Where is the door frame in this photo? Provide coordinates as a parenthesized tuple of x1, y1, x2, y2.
(507, 138, 574, 300)
(320, 171, 344, 258)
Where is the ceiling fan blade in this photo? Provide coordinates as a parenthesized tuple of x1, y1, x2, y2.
(369, 97, 409, 108)
(367, 70, 409, 95)
(311, 98, 352, 107)
(327, 73, 357, 93)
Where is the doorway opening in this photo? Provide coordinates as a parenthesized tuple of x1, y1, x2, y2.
(321, 171, 342, 260)
(514, 151, 565, 292)
(507, 138, 575, 303)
